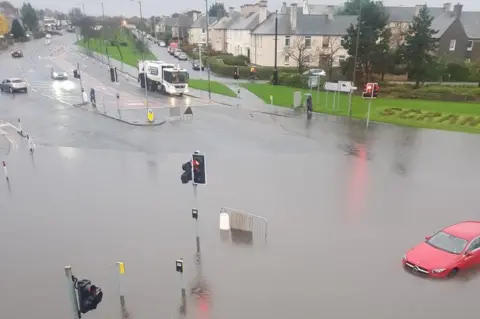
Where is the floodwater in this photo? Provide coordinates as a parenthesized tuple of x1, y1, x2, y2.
(1, 115, 480, 319)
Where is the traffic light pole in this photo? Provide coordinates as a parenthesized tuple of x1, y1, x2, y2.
(65, 266, 81, 319)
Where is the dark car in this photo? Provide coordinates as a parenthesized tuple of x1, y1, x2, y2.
(192, 60, 204, 71)
(11, 50, 23, 58)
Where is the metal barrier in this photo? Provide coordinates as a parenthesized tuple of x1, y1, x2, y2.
(220, 207, 268, 240)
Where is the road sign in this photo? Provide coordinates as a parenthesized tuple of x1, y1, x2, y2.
(323, 81, 339, 91)
(308, 76, 319, 88)
(337, 81, 357, 93)
(147, 109, 154, 122)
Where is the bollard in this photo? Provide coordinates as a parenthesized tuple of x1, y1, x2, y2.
(17, 118, 23, 136)
(64, 266, 81, 319)
(3, 161, 8, 180)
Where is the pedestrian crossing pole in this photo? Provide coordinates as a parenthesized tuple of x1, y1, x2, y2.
(77, 63, 85, 102)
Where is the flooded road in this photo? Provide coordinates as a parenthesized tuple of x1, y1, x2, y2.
(1, 37, 480, 319)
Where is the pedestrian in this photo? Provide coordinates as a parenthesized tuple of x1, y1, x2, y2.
(27, 135, 35, 153)
(306, 95, 313, 119)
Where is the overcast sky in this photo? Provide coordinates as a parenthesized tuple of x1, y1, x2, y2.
(8, 0, 480, 17)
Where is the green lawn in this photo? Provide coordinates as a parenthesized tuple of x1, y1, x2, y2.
(189, 79, 236, 97)
(76, 31, 156, 67)
(241, 83, 480, 133)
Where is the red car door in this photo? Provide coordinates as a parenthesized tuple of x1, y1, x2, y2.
(460, 238, 480, 270)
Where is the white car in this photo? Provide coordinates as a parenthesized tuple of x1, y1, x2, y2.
(159, 41, 166, 47)
(46, 33, 52, 39)
(51, 70, 68, 80)
(174, 49, 182, 58)
(303, 68, 326, 77)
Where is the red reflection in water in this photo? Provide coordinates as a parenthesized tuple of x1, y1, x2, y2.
(346, 143, 368, 220)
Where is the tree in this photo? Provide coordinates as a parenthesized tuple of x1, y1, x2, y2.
(371, 27, 394, 80)
(338, 0, 371, 15)
(0, 1, 16, 11)
(209, 3, 226, 18)
(315, 36, 342, 80)
(69, 7, 83, 25)
(11, 19, 25, 39)
(0, 14, 9, 35)
(286, 36, 314, 73)
(21, 3, 38, 32)
(341, 0, 389, 83)
(402, 5, 438, 88)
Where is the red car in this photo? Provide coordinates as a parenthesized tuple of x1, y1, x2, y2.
(403, 221, 480, 278)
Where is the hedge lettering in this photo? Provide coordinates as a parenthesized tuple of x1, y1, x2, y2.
(380, 108, 480, 127)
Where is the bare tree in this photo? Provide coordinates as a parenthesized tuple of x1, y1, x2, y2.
(314, 36, 342, 80)
(285, 36, 314, 73)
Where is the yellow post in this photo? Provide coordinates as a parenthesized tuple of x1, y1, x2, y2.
(117, 261, 125, 274)
(147, 109, 154, 122)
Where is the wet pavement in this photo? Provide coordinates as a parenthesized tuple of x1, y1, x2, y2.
(1, 35, 480, 319)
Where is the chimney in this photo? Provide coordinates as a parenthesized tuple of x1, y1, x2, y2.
(443, 2, 452, 12)
(453, 3, 463, 18)
(302, 0, 309, 15)
(229, 7, 235, 17)
(281, 2, 287, 13)
(290, 3, 297, 31)
(259, 1, 268, 23)
(192, 11, 199, 21)
(326, 5, 334, 20)
(414, 5, 423, 16)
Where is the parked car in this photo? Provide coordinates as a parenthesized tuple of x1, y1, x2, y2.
(192, 60, 204, 71)
(46, 33, 52, 39)
(173, 49, 182, 58)
(303, 68, 326, 77)
(0, 78, 28, 93)
(403, 221, 480, 278)
(178, 53, 188, 61)
(159, 41, 166, 47)
(11, 50, 23, 58)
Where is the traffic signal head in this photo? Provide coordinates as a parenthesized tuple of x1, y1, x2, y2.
(76, 279, 103, 314)
(73, 69, 80, 78)
(109, 67, 117, 82)
(176, 259, 184, 273)
(181, 161, 192, 184)
(192, 154, 206, 185)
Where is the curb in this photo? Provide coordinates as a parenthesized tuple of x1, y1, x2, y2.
(97, 112, 167, 126)
(183, 93, 233, 107)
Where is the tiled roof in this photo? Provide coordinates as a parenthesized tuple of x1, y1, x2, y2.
(430, 12, 456, 38)
(460, 12, 480, 39)
(252, 10, 357, 36)
(190, 15, 218, 28)
(229, 12, 259, 30)
(211, 12, 241, 29)
(384, 6, 444, 22)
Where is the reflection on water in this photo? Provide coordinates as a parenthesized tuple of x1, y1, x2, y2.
(52, 80, 76, 100)
(392, 127, 420, 176)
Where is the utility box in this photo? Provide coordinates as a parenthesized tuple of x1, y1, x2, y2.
(293, 91, 302, 107)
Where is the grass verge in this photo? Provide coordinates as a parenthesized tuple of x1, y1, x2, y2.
(189, 79, 236, 97)
(241, 83, 480, 134)
(76, 30, 156, 67)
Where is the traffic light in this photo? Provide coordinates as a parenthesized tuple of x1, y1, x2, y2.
(181, 161, 192, 184)
(76, 279, 103, 314)
(233, 66, 239, 80)
(176, 259, 184, 273)
(192, 153, 206, 185)
(73, 69, 80, 79)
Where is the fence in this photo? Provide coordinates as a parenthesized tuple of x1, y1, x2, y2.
(220, 207, 268, 241)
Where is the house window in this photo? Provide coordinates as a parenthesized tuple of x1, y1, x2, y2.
(465, 58, 471, 63)
(322, 36, 329, 48)
(305, 36, 311, 48)
(467, 40, 474, 51)
(285, 36, 290, 47)
(338, 55, 346, 64)
(284, 55, 290, 65)
(449, 39, 456, 51)
(202, 28, 205, 33)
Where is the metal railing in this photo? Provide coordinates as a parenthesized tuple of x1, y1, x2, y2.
(220, 207, 268, 241)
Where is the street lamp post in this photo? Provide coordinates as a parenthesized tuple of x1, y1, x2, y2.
(131, 0, 148, 108)
(100, 2, 111, 66)
(348, 5, 362, 118)
(204, 0, 211, 99)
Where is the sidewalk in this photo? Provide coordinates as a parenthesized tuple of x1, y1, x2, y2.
(95, 102, 167, 126)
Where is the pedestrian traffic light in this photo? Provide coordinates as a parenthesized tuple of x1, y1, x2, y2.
(76, 279, 103, 314)
(176, 259, 184, 273)
(73, 69, 80, 79)
(192, 153, 206, 185)
(181, 160, 192, 184)
(109, 67, 118, 82)
(233, 66, 239, 80)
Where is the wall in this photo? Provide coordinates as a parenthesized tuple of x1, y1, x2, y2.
(251, 34, 347, 67)
(226, 29, 251, 56)
(189, 28, 205, 44)
(437, 18, 469, 62)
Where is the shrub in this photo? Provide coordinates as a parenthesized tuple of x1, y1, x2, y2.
(221, 54, 249, 66)
(271, 73, 310, 88)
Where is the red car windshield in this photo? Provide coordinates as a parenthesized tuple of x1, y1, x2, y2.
(427, 231, 467, 254)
